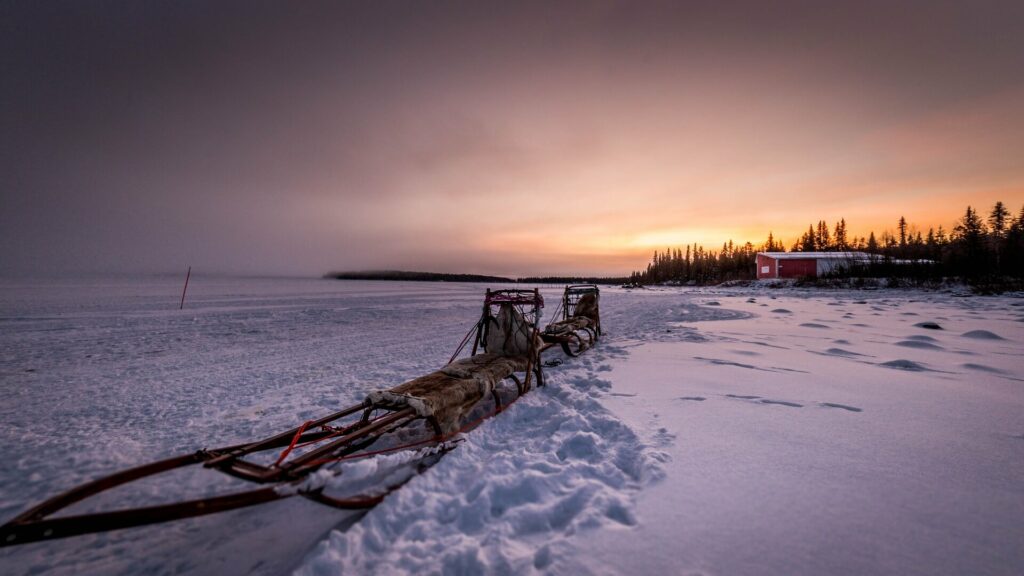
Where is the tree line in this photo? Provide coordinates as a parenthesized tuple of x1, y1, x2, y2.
(629, 201, 1024, 286)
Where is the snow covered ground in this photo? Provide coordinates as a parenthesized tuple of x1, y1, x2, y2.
(1, 277, 1022, 575)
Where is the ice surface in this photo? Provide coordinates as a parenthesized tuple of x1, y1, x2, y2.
(2, 278, 1023, 575)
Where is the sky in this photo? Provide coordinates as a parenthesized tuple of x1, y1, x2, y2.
(2, 1, 1023, 278)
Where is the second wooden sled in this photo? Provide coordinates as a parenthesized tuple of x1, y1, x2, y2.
(540, 284, 601, 357)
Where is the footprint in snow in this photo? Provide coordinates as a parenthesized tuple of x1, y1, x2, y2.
(726, 394, 801, 407)
(799, 323, 829, 329)
(820, 402, 862, 412)
(695, 357, 772, 371)
(652, 427, 676, 447)
(914, 321, 943, 330)
(732, 349, 761, 356)
(743, 340, 789, 350)
(759, 399, 802, 408)
(677, 396, 706, 401)
(771, 308, 792, 314)
(770, 366, 810, 374)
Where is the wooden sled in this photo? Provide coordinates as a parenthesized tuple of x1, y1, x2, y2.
(0, 289, 545, 548)
(540, 284, 601, 357)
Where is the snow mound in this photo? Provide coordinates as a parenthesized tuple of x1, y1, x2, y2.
(822, 347, 865, 357)
(878, 359, 930, 371)
(961, 330, 1004, 340)
(961, 363, 1006, 374)
(895, 340, 944, 350)
(297, 373, 664, 576)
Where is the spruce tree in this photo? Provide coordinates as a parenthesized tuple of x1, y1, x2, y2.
(801, 224, 816, 251)
(867, 231, 879, 253)
(816, 220, 831, 250)
(953, 206, 987, 276)
(833, 219, 848, 251)
(989, 201, 1009, 239)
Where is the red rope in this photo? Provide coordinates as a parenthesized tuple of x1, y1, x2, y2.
(273, 411, 396, 466)
(274, 420, 313, 467)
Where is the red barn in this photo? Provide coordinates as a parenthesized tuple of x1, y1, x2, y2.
(756, 252, 872, 279)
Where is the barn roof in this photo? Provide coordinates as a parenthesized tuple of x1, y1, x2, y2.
(758, 251, 872, 260)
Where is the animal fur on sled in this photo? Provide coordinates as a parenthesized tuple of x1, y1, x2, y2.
(544, 293, 600, 335)
(484, 302, 538, 357)
(367, 303, 538, 435)
(543, 316, 592, 335)
(572, 293, 599, 323)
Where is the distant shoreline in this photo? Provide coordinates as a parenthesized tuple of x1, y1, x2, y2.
(323, 270, 629, 285)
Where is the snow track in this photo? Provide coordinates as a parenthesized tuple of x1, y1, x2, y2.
(299, 366, 664, 575)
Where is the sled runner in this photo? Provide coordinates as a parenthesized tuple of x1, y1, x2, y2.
(541, 284, 601, 357)
(0, 289, 546, 547)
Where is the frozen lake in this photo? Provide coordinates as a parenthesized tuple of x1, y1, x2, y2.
(1, 276, 1022, 575)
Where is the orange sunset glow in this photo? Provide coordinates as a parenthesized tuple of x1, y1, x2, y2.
(3, 2, 1023, 277)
